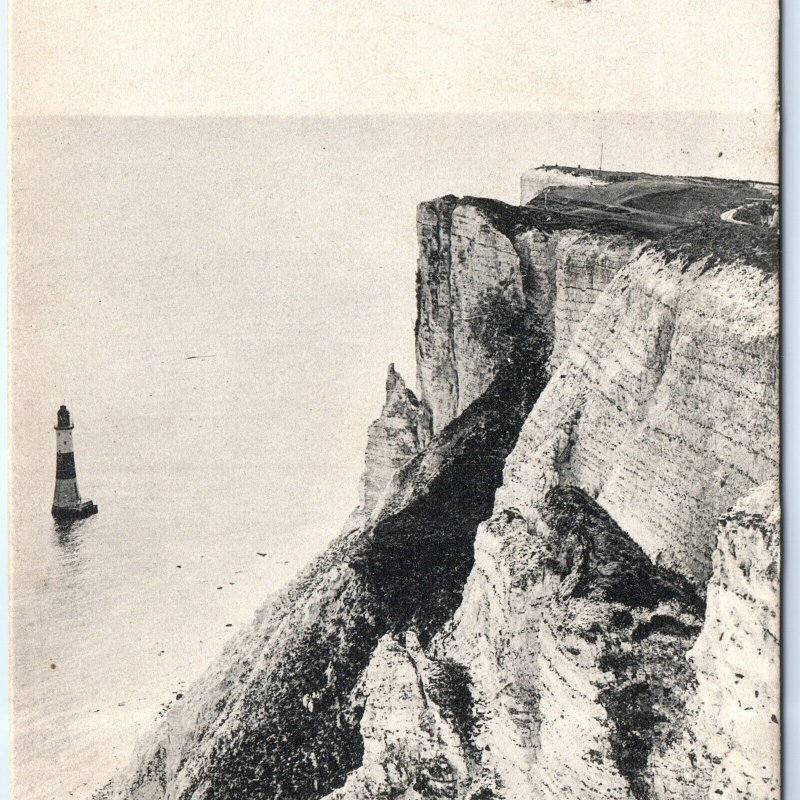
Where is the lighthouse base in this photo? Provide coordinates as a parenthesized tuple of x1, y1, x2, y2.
(52, 501, 98, 521)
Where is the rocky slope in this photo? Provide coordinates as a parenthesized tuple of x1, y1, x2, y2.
(102, 170, 780, 800)
(100, 331, 551, 800)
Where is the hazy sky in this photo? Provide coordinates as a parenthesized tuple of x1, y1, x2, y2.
(11, 0, 779, 119)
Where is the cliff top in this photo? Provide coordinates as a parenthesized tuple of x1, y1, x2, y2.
(518, 164, 779, 236)
(459, 195, 664, 238)
(651, 220, 779, 274)
(420, 185, 779, 273)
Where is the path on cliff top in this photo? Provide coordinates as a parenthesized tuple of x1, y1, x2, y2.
(720, 205, 753, 225)
(535, 174, 774, 235)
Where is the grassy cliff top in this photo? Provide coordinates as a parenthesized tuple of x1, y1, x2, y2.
(459, 195, 671, 239)
(651, 221, 779, 274)
(439, 162, 779, 245)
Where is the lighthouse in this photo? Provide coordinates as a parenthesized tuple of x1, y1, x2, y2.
(52, 405, 98, 521)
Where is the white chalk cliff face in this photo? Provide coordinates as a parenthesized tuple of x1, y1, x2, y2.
(548, 231, 642, 366)
(496, 246, 778, 588)
(415, 197, 530, 433)
(101, 171, 780, 800)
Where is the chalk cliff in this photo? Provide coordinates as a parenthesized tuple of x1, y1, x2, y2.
(495, 235, 779, 588)
(414, 196, 644, 431)
(102, 169, 779, 800)
(549, 230, 641, 366)
(415, 197, 531, 433)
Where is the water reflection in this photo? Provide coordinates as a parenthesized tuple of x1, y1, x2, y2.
(53, 517, 91, 571)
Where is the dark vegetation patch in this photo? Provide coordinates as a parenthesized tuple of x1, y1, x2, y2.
(468, 789, 500, 800)
(534, 180, 685, 212)
(650, 221, 779, 275)
(611, 609, 634, 629)
(732, 201, 775, 226)
(425, 657, 481, 755)
(198, 578, 377, 800)
(540, 486, 703, 800)
(412, 756, 457, 798)
(540, 486, 701, 613)
(467, 285, 527, 367)
(597, 680, 665, 798)
(631, 614, 701, 643)
(598, 617, 700, 800)
(732, 205, 761, 225)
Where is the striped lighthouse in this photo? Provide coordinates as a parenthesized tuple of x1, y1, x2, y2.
(52, 405, 98, 521)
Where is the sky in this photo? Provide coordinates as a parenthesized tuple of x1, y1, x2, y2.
(10, 0, 779, 119)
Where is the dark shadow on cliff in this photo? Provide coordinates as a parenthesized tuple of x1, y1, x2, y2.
(541, 486, 702, 614)
(351, 332, 551, 646)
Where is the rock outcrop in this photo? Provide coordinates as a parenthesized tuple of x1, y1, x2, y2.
(358, 364, 431, 517)
(101, 171, 780, 800)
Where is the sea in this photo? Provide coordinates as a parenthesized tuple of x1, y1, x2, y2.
(7, 113, 775, 800)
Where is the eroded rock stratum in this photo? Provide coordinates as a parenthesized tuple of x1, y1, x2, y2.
(100, 168, 779, 800)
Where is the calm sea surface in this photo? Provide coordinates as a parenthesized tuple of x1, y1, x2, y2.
(8, 114, 773, 800)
